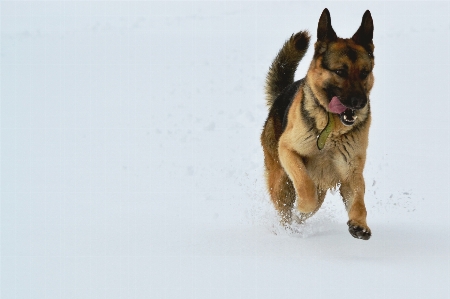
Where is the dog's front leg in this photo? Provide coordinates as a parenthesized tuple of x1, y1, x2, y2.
(340, 171, 371, 240)
(278, 142, 318, 214)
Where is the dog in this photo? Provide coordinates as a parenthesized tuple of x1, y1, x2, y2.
(261, 9, 374, 240)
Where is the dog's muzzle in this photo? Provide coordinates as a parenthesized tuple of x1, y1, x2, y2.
(329, 96, 365, 126)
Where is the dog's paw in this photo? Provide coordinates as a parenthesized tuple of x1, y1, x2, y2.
(347, 220, 371, 240)
(292, 211, 314, 224)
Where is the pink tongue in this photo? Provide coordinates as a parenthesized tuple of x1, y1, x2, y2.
(328, 96, 347, 114)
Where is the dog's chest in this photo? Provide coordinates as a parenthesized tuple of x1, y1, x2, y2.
(301, 135, 355, 187)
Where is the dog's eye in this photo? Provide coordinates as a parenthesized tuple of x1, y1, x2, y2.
(334, 69, 347, 77)
(360, 71, 370, 79)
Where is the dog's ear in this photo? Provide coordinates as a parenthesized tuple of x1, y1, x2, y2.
(352, 10, 373, 46)
(317, 8, 337, 42)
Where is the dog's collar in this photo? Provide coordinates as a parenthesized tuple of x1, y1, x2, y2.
(317, 112, 334, 150)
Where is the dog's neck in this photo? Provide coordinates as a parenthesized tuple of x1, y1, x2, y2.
(302, 81, 329, 131)
(303, 82, 327, 114)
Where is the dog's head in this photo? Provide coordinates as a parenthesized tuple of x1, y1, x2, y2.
(307, 9, 374, 126)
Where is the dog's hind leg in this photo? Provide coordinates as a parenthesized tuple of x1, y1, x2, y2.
(262, 148, 296, 224)
(261, 117, 297, 224)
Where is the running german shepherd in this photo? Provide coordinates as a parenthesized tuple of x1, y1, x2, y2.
(261, 9, 374, 240)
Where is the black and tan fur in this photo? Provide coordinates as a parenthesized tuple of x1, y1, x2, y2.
(261, 9, 375, 240)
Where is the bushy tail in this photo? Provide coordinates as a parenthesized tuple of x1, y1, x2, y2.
(265, 31, 310, 108)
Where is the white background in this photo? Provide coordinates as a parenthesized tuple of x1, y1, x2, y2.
(1, 1, 449, 298)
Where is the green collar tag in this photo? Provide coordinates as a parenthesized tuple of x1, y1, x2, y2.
(317, 112, 335, 150)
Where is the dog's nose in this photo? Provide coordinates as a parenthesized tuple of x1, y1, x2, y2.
(351, 97, 366, 109)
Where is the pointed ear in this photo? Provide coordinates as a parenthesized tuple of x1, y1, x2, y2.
(317, 8, 337, 42)
(352, 10, 374, 46)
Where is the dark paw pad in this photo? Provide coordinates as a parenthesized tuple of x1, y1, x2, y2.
(347, 222, 371, 240)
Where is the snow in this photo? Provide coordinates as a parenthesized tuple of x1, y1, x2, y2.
(1, 1, 450, 298)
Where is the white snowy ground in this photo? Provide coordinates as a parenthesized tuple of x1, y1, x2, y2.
(1, 1, 450, 298)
